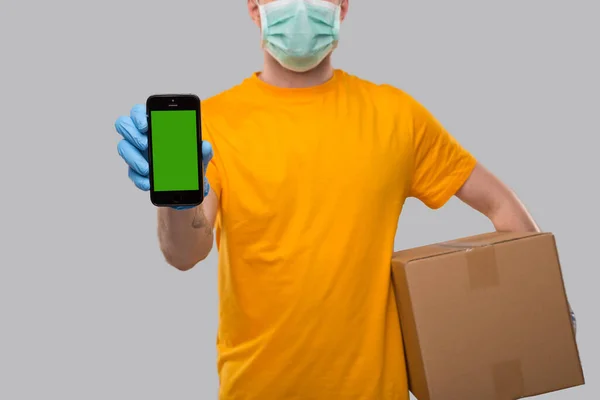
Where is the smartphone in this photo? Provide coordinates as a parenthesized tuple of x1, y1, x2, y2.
(146, 94, 204, 207)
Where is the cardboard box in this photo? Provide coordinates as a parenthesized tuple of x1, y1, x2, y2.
(391, 231, 584, 400)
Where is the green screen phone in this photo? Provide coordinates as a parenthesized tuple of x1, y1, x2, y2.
(146, 94, 204, 207)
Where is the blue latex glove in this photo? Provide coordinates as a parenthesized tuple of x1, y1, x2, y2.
(569, 303, 577, 336)
(115, 104, 213, 210)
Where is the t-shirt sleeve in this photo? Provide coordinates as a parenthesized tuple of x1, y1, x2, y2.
(408, 95, 477, 209)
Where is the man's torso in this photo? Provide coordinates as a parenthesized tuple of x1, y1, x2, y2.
(201, 70, 424, 399)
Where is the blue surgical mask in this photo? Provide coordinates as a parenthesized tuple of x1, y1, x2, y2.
(257, 0, 342, 72)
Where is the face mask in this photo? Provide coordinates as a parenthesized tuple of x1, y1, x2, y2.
(257, 0, 342, 73)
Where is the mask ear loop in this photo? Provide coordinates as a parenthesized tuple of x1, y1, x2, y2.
(331, 0, 342, 44)
(255, 0, 268, 46)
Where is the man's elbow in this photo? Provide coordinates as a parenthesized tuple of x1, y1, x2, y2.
(163, 254, 196, 271)
(162, 246, 212, 272)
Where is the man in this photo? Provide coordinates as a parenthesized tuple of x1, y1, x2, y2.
(114, 1, 574, 399)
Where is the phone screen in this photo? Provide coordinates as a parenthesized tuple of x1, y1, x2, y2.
(149, 109, 200, 192)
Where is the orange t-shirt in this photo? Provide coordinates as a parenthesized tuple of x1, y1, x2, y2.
(201, 69, 477, 399)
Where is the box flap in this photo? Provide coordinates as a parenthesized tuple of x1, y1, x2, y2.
(440, 231, 545, 248)
(392, 231, 547, 266)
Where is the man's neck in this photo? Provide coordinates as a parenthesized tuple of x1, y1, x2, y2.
(258, 53, 335, 88)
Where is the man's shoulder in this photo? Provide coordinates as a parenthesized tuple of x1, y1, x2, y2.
(337, 69, 416, 107)
(199, 75, 258, 142)
(200, 75, 256, 111)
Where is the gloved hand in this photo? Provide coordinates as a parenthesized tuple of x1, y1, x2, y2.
(115, 104, 213, 210)
(569, 302, 577, 336)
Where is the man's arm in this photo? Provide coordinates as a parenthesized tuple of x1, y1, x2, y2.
(455, 162, 577, 333)
(157, 189, 219, 271)
(455, 163, 540, 233)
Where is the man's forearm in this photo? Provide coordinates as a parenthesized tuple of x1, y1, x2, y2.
(456, 163, 540, 234)
(488, 192, 541, 233)
(157, 203, 214, 271)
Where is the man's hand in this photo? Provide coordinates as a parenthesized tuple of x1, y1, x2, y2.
(115, 103, 214, 207)
(570, 303, 577, 336)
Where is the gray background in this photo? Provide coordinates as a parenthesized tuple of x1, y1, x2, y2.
(0, 0, 597, 398)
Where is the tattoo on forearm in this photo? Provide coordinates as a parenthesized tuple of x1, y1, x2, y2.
(191, 208, 205, 228)
(191, 207, 212, 235)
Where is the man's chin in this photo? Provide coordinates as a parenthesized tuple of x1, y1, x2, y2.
(266, 52, 333, 74)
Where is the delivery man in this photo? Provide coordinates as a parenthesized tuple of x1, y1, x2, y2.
(114, 1, 575, 399)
